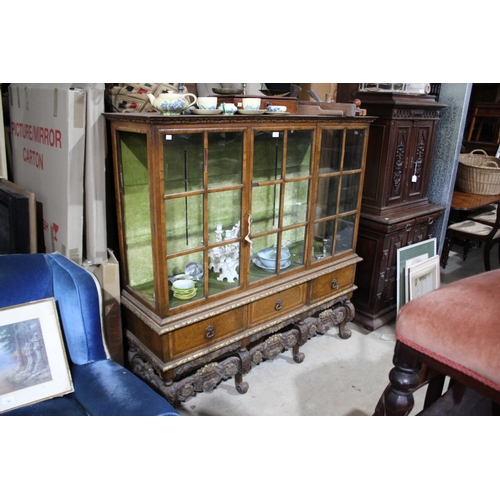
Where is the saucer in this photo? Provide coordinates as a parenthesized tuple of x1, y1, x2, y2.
(265, 111, 290, 115)
(237, 109, 266, 115)
(173, 289, 197, 300)
(191, 109, 223, 115)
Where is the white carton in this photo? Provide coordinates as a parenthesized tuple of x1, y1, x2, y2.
(89, 249, 124, 365)
(9, 83, 107, 264)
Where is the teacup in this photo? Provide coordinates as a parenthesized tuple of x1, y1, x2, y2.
(198, 97, 218, 110)
(267, 105, 287, 113)
(242, 98, 261, 110)
(220, 102, 237, 115)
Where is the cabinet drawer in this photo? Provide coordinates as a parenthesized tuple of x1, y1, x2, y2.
(249, 284, 307, 327)
(309, 265, 355, 303)
(171, 309, 245, 357)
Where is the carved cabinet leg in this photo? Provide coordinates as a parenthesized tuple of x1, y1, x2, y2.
(235, 348, 251, 394)
(317, 299, 354, 339)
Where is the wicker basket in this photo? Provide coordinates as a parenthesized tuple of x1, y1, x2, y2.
(456, 150, 500, 195)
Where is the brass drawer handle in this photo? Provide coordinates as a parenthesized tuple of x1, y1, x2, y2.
(405, 224, 412, 232)
(428, 217, 434, 225)
(331, 279, 339, 290)
(275, 299, 283, 311)
(205, 325, 215, 339)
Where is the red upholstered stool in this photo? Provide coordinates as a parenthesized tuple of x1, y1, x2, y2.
(374, 269, 500, 416)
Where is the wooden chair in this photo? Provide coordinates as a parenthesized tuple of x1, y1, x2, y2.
(374, 269, 500, 416)
(441, 202, 500, 271)
(468, 203, 498, 225)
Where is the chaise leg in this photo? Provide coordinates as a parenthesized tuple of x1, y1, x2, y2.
(373, 341, 421, 416)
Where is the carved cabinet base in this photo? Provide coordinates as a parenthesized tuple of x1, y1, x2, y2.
(127, 295, 355, 406)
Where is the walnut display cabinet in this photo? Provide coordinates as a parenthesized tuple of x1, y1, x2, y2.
(352, 93, 446, 331)
(105, 112, 373, 405)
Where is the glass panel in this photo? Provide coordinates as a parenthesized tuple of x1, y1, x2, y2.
(312, 219, 335, 261)
(165, 195, 204, 255)
(286, 129, 313, 178)
(335, 214, 356, 255)
(282, 227, 306, 270)
(168, 251, 205, 308)
(253, 130, 283, 182)
(339, 173, 361, 214)
(208, 190, 241, 244)
(208, 131, 243, 188)
(283, 180, 309, 227)
(344, 129, 366, 171)
(319, 129, 344, 174)
(251, 184, 282, 234)
(119, 131, 154, 301)
(316, 176, 339, 218)
(164, 133, 204, 195)
(208, 241, 241, 296)
(250, 233, 279, 283)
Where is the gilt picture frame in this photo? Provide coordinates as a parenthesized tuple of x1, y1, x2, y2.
(0, 298, 73, 414)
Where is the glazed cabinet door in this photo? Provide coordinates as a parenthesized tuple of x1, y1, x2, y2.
(312, 126, 367, 262)
(249, 126, 314, 283)
(114, 128, 157, 306)
(163, 128, 246, 312)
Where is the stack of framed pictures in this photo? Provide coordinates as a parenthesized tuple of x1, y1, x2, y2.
(396, 238, 440, 314)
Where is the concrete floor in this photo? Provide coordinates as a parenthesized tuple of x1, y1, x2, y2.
(176, 245, 489, 416)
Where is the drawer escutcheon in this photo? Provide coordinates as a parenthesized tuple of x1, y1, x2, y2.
(205, 325, 215, 339)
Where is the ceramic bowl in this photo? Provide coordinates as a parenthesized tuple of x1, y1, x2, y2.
(257, 248, 291, 268)
(267, 105, 287, 113)
(172, 279, 195, 290)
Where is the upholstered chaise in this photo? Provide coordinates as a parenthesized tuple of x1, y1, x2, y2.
(374, 269, 500, 415)
(0, 253, 178, 416)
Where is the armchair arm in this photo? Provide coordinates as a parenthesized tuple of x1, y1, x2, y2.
(71, 360, 178, 416)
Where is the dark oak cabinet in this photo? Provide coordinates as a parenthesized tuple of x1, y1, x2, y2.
(352, 93, 446, 331)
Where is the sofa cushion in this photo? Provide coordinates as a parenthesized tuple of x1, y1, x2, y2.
(396, 269, 500, 392)
(2, 393, 87, 416)
(71, 359, 178, 416)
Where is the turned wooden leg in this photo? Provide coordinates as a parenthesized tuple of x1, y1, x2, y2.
(441, 235, 452, 268)
(374, 341, 422, 416)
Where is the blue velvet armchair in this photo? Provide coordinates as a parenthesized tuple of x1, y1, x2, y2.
(0, 253, 178, 416)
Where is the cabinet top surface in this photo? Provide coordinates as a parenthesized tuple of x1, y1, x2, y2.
(356, 92, 447, 110)
(104, 112, 374, 125)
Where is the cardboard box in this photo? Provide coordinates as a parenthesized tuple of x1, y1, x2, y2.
(8, 84, 107, 265)
(89, 249, 124, 365)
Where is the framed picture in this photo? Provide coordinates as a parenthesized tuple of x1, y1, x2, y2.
(408, 255, 441, 301)
(0, 178, 37, 254)
(0, 298, 73, 414)
(396, 238, 437, 314)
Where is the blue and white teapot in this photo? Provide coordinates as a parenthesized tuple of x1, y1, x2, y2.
(147, 90, 197, 115)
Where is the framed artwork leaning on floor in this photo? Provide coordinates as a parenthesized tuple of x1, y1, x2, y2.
(396, 238, 437, 314)
(407, 254, 441, 302)
(0, 298, 73, 414)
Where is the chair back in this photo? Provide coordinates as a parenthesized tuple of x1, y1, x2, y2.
(0, 253, 107, 365)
